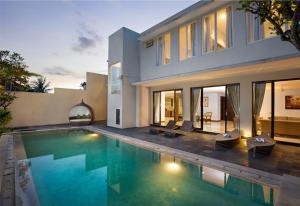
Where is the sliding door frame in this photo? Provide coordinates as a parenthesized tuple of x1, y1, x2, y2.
(252, 77, 300, 139)
(190, 83, 240, 133)
(152, 89, 183, 126)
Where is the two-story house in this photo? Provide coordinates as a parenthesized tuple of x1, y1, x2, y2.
(107, 0, 300, 145)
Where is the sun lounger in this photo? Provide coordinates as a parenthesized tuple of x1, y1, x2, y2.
(149, 120, 177, 135)
(215, 130, 240, 148)
(247, 135, 275, 158)
(164, 120, 194, 138)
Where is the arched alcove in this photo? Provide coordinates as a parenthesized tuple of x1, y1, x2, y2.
(69, 100, 93, 126)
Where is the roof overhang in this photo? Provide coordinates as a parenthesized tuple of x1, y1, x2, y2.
(132, 55, 300, 87)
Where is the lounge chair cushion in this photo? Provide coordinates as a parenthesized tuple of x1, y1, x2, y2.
(180, 121, 194, 132)
(164, 120, 194, 137)
(164, 132, 178, 138)
(165, 120, 176, 129)
(149, 128, 160, 135)
(149, 120, 177, 135)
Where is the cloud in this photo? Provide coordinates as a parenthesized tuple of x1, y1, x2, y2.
(72, 23, 102, 53)
(43, 66, 75, 76)
(72, 36, 96, 52)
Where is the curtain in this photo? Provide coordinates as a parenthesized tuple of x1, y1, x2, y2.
(193, 89, 201, 122)
(252, 83, 266, 135)
(227, 85, 240, 130)
(154, 92, 160, 124)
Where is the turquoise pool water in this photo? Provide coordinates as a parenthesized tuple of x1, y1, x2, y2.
(21, 129, 276, 206)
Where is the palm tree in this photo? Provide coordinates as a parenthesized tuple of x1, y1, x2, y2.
(31, 77, 51, 93)
(80, 81, 87, 90)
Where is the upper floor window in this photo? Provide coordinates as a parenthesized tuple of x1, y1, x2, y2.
(203, 6, 232, 53)
(109, 62, 121, 94)
(179, 22, 196, 61)
(247, 13, 289, 42)
(157, 32, 171, 66)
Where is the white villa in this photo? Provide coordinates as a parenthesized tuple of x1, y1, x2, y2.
(107, 0, 300, 145)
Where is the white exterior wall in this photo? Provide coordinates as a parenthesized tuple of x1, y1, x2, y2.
(107, 28, 140, 128)
(136, 86, 150, 127)
(107, 29, 123, 128)
(139, 2, 298, 82)
(122, 29, 140, 128)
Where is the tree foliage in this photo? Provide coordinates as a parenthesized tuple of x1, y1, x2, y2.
(0, 88, 16, 110)
(0, 50, 37, 91)
(31, 77, 51, 93)
(239, 0, 300, 51)
(0, 50, 38, 131)
(0, 108, 12, 131)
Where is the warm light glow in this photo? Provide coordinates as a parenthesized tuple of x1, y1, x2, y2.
(219, 13, 227, 20)
(163, 32, 171, 64)
(242, 139, 248, 147)
(85, 133, 100, 140)
(165, 162, 181, 173)
(243, 130, 252, 138)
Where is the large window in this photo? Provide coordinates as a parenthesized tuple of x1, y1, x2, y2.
(109, 62, 121, 94)
(253, 79, 300, 144)
(157, 32, 171, 66)
(203, 6, 232, 53)
(153, 90, 183, 126)
(247, 13, 289, 42)
(179, 22, 196, 61)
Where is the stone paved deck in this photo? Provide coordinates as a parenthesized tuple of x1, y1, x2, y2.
(92, 124, 300, 177)
(0, 134, 15, 206)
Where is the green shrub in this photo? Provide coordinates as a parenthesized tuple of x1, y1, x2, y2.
(0, 109, 12, 130)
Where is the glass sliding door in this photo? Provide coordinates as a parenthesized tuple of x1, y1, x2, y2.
(191, 84, 240, 133)
(226, 84, 240, 132)
(203, 86, 226, 133)
(253, 79, 300, 145)
(274, 79, 300, 144)
(153, 90, 183, 126)
(161, 91, 175, 126)
(191, 88, 202, 129)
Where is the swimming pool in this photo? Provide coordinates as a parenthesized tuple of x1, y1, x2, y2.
(18, 129, 276, 206)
